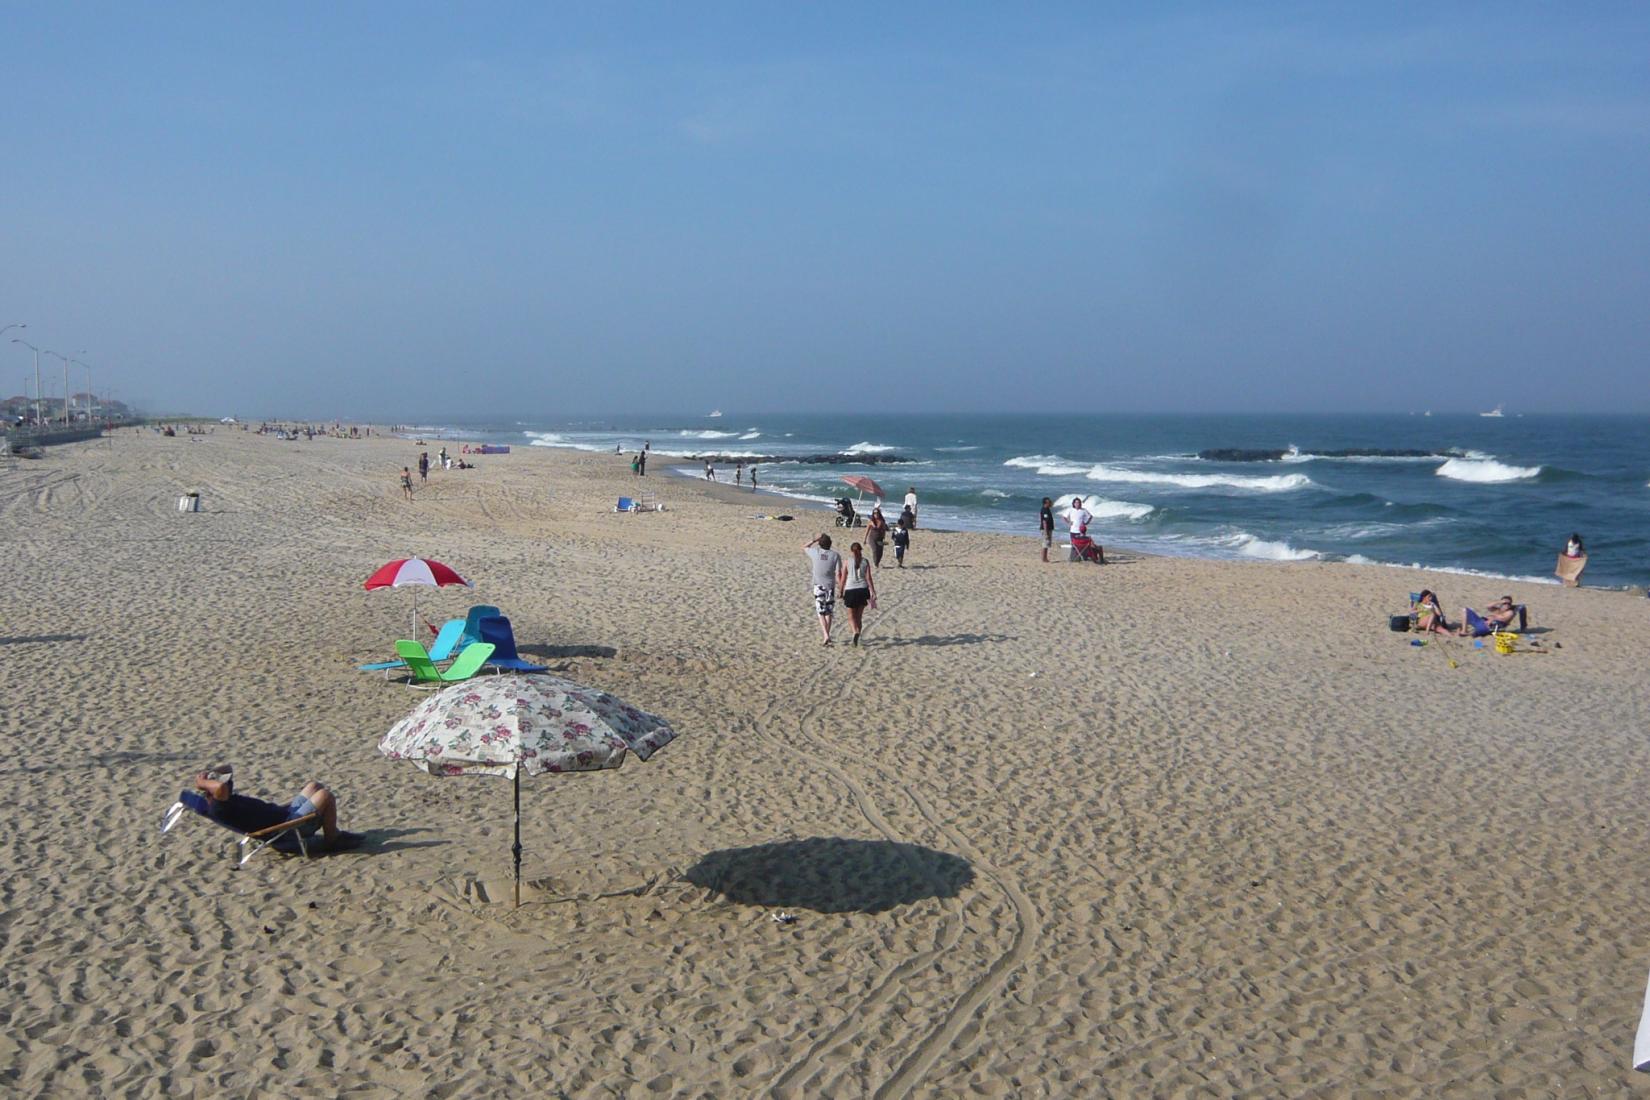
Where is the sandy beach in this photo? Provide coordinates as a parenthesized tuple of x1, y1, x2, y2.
(3, 427, 1648, 1097)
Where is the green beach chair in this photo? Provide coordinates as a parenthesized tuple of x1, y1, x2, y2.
(395, 640, 495, 686)
(359, 618, 466, 676)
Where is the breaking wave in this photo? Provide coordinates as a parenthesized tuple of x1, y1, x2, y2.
(1434, 458, 1541, 483)
(1226, 532, 1321, 561)
(1085, 465, 1313, 492)
(1004, 454, 1091, 476)
(1051, 493, 1154, 520)
(845, 441, 896, 454)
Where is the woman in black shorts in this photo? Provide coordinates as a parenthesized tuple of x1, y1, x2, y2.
(837, 542, 877, 646)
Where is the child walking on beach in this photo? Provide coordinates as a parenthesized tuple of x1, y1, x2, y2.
(891, 519, 910, 567)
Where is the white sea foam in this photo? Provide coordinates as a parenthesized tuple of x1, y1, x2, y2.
(1434, 457, 1541, 483)
(682, 429, 739, 439)
(739, 431, 761, 440)
(1341, 555, 1558, 585)
(979, 489, 1010, 498)
(936, 445, 980, 452)
(1226, 532, 1321, 561)
(1004, 454, 1091, 476)
(845, 441, 895, 454)
(1084, 465, 1313, 492)
(523, 431, 609, 452)
(1051, 493, 1154, 520)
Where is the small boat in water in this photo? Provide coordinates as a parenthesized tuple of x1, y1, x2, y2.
(1481, 404, 1505, 418)
(707, 409, 723, 418)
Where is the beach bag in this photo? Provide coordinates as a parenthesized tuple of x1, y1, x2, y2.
(1388, 615, 1410, 632)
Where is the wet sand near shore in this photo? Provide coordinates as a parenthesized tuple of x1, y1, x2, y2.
(3, 428, 1647, 1097)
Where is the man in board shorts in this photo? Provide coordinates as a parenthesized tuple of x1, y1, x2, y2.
(804, 533, 842, 646)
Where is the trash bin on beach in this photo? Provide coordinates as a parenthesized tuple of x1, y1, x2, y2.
(178, 491, 201, 513)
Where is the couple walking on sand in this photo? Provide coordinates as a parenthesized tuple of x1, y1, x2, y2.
(804, 533, 877, 646)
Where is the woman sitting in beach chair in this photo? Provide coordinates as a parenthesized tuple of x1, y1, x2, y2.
(1069, 534, 1105, 564)
(1413, 590, 1454, 636)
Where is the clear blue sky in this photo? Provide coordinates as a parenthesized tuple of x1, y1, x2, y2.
(4, 4, 1647, 417)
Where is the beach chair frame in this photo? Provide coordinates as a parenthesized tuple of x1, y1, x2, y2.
(161, 798, 322, 865)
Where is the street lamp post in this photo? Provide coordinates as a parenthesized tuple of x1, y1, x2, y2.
(42, 349, 82, 424)
(42, 350, 68, 424)
(72, 359, 91, 423)
(0, 322, 24, 341)
(11, 339, 43, 425)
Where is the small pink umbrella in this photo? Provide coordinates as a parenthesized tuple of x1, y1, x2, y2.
(840, 474, 884, 502)
(364, 557, 472, 638)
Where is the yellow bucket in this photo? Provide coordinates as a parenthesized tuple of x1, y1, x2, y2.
(1493, 633, 1519, 655)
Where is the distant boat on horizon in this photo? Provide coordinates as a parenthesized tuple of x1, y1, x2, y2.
(707, 409, 723, 418)
(1481, 404, 1505, 418)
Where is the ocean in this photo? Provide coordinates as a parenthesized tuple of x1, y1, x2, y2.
(410, 413, 1650, 590)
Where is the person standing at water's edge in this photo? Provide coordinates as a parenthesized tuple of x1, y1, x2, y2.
(838, 542, 877, 646)
(750, 465, 758, 491)
(638, 449, 646, 476)
(804, 533, 842, 646)
(1039, 497, 1055, 563)
(903, 486, 919, 529)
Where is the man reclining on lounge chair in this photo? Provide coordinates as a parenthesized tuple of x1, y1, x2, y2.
(1456, 596, 1526, 637)
(194, 769, 342, 847)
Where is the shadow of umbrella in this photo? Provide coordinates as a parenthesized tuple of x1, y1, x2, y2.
(684, 837, 973, 914)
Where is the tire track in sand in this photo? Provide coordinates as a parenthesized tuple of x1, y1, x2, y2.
(737, 537, 1038, 1099)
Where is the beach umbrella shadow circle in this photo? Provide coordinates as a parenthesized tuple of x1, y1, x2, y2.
(684, 837, 972, 914)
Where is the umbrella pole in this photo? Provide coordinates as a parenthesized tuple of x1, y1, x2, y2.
(513, 767, 522, 909)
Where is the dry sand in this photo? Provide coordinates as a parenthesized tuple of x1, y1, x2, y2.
(2, 428, 1648, 1097)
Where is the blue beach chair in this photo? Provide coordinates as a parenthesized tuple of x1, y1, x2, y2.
(460, 605, 504, 648)
(478, 615, 548, 673)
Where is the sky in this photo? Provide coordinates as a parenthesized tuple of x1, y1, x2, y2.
(3, 3, 1648, 418)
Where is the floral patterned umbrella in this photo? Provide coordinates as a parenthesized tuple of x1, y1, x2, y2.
(379, 673, 680, 907)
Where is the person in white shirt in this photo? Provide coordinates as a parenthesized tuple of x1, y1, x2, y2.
(1065, 498, 1093, 561)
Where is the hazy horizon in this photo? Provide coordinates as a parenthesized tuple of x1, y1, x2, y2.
(6, 5, 1648, 418)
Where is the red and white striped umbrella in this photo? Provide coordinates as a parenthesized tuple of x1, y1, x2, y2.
(364, 558, 472, 638)
(364, 557, 471, 591)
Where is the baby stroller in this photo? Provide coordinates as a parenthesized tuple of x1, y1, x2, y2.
(834, 497, 858, 528)
(1070, 534, 1105, 564)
